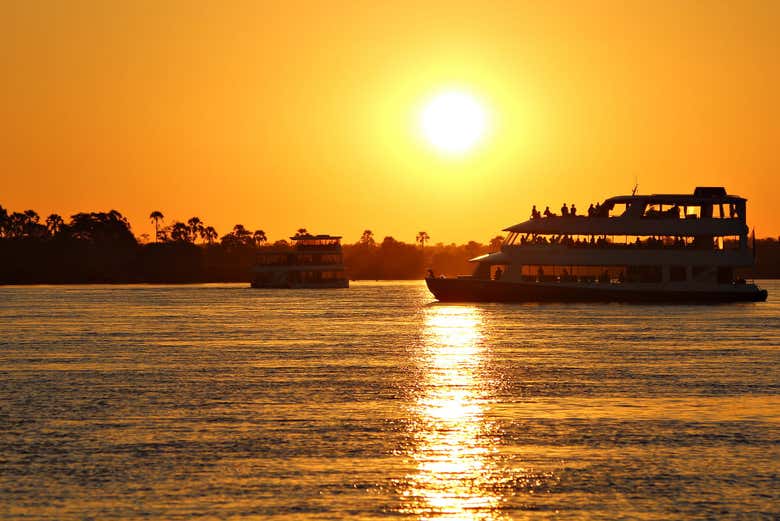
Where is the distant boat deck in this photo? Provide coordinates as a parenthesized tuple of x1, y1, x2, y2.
(251, 234, 348, 289)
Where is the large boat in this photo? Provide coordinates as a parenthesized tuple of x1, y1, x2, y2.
(251, 234, 348, 289)
(426, 187, 767, 303)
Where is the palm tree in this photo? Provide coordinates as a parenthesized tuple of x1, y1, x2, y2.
(149, 211, 164, 242)
(187, 217, 203, 243)
(170, 221, 191, 242)
(294, 227, 308, 238)
(416, 231, 430, 249)
(45, 214, 64, 236)
(202, 226, 218, 245)
(253, 229, 267, 247)
(231, 224, 252, 246)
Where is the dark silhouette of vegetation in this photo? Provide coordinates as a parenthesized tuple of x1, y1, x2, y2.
(149, 211, 164, 242)
(0, 203, 778, 283)
(416, 231, 430, 249)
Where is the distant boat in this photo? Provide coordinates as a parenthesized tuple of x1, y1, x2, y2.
(251, 234, 348, 289)
(426, 187, 768, 303)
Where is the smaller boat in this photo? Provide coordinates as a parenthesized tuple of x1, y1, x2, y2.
(251, 234, 348, 288)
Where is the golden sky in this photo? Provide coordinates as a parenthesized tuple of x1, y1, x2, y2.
(1, 1, 778, 243)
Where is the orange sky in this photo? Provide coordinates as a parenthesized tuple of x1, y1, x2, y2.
(1, 1, 778, 243)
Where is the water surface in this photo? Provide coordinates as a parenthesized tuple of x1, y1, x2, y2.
(1, 281, 779, 519)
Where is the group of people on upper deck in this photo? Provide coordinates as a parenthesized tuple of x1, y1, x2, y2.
(530, 202, 606, 220)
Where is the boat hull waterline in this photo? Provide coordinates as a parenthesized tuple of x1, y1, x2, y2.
(426, 277, 768, 303)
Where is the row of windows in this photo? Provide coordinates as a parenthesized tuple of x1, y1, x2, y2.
(483, 264, 734, 284)
(256, 254, 344, 265)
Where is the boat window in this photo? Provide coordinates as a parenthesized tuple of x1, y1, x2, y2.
(644, 204, 681, 219)
(320, 254, 343, 264)
(490, 265, 509, 280)
(684, 206, 701, 219)
(609, 203, 628, 218)
(722, 236, 741, 250)
(472, 263, 491, 279)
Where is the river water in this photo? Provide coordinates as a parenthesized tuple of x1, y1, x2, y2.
(1, 281, 779, 520)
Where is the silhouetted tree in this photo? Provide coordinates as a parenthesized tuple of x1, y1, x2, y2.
(294, 228, 308, 238)
(220, 224, 254, 248)
(489, 235, 505, 250)
(0, 205, 7, 237)
(253, 229, 267, 247)
(273, 239, 290, 247)
(68, 210, 136, 246)
(360, 229, 375, 246)
(202, 226, 218, 245)
(170, 221, 191, 243)
(46, 214, 64, 236)
(187, 217, 203, 243)
(4, 210, 47, 239)
(149, 211, 164, 242)
(416, 231, 430, 249)
(6, 212, 27, 238)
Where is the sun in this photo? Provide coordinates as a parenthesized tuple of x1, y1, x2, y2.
(419, 91, 488, 155)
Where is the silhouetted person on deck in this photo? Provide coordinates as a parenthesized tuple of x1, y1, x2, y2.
(561, 203, 569, 217)
(588, 203, 595, 217)
(494, 267, 503, 280)
(570, 204, 577, 216)
(426, 269, 435, 279)
(543, 206, 553, 218)
(531, 205, 539, 219)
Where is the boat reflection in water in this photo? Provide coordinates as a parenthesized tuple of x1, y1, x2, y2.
(401, 305, 506, 520)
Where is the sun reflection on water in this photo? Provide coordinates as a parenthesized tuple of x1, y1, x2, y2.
(402, 305, 506, 520)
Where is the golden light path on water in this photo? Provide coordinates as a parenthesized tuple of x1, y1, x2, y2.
(403, 305, 506, 520)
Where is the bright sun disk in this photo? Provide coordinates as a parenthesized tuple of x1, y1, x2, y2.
(420, 91, 487, 155)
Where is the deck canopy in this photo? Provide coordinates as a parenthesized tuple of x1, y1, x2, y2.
(507, 187, 748, 237)
(504, 216, 747, 237)
(603, 193, 744, 206)
(290, 234, 342, 241)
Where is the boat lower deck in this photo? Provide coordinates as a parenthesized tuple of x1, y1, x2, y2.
(251, 279, 348, 289)
(425, 277, 767, 303)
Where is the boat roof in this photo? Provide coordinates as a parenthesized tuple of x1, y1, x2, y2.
(504, 187, 748, 237)
(290, 234, 342, 240)
(604, 193, 745, 205)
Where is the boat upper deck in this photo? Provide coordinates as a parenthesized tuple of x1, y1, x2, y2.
(506, 187, 748, 237)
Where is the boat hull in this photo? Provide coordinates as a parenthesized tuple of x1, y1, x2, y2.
(251, 279, 348, 289)
(425, 277, 767, 303)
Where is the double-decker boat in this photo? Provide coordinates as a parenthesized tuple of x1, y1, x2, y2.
(426, 187, 767, 303)
(251, 234, 348, 289)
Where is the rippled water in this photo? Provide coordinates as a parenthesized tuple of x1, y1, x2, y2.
(1, 281, 779, 520)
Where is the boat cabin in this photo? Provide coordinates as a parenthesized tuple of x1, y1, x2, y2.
(252, 234, 348, 288)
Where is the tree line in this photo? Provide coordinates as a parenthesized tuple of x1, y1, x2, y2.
(0, 205, 506, 283)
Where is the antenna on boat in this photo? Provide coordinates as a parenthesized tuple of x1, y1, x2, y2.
(631, 177, 639, 196)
